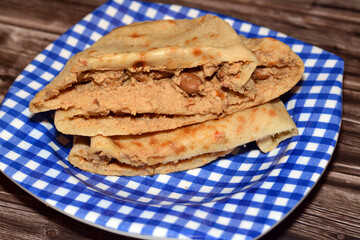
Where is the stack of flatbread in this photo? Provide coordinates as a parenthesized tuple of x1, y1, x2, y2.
(29, 15, 304, 176)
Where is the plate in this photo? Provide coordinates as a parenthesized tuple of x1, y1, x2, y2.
(0, 0, 343, 239)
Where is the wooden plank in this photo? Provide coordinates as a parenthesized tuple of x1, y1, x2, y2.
(316, 0, 360, 11)
(0, 22, 58, 103)
(343, 89, 360, 122)
(0, 202, 119, 240)
(0, 22, 58, 57)
(343, 74, 360, 92)
(298, 183, 360, 236)
(148, 0, 360, 24)
(263, 172, 360, 240)
(0, 23, 58, 71)
(0, 0, 106, 34)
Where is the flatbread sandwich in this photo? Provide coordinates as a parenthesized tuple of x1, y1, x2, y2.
(69, 99, 298, 176)
(29, 15, 303, 176)
(29, 15, 303, 136)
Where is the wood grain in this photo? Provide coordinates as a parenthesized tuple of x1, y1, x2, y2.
(0, 0, 359, 239)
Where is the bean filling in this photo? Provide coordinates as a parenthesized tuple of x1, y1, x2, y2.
(178, 72, 202, 95)
(77, 61, 251, 97)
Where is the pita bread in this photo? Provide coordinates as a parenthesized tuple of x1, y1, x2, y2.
(29, 15, 258, 114)
(68, 136, 232, 176)
(68, 99, 298, 176)
(53, 36, 304, 136)
(54, 108, 219, 137)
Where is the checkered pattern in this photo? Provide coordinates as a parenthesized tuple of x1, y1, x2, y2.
(0, 0, 343, 239)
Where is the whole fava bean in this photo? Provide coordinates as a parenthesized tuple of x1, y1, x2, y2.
(252, 68, 270, 80)
(178, 72, 202, 95)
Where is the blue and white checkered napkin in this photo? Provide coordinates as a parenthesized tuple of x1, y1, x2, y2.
(0, 0, 343, 239)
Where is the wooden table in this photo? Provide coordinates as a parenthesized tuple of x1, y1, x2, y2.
(0, 0, 359, 239)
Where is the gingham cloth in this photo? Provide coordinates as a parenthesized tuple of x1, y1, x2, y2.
(0, 0, 343, 239)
